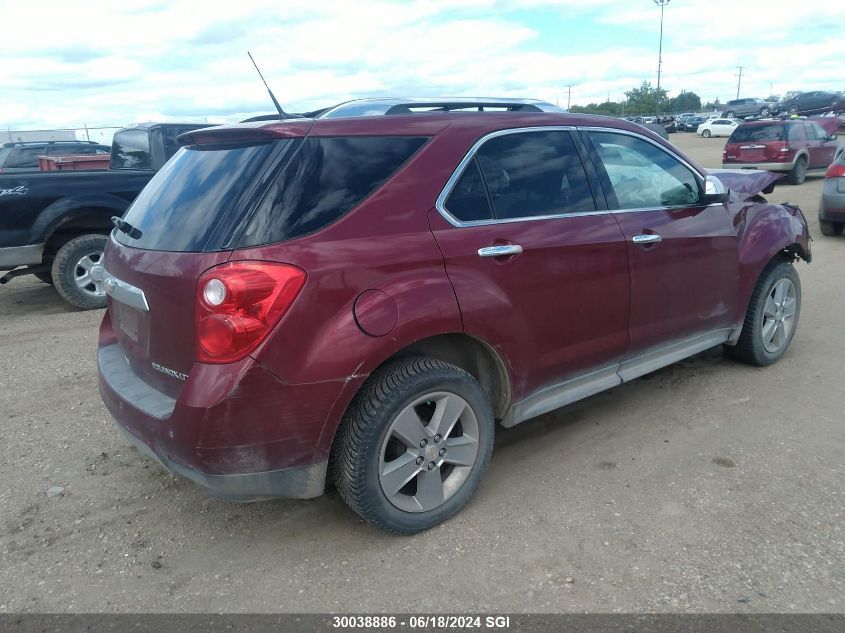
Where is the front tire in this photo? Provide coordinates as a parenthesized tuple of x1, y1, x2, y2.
(51, 234, 108, 310)
(760, 107, 770, 117)
(819, 220, 844, 236)
(332, 357, 495, 535)
(727, 259, 801, 366)
(702, 129, 712, 138)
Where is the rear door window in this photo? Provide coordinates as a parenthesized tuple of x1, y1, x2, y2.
(468, 130, 596, 220)
(588, 131, 701, 209)
(788, 125, 807, 141)
(238, 136, 427, 247)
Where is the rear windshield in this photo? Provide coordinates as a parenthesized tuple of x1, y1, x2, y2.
(114, 135, 427, 252)
(111, 129, 151, 170)
(729, 124, 785, 142)
(114, 141, 279, 251)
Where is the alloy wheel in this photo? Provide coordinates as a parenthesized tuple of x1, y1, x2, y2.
(74, 251, 106, 297)
(378, 391, 480, 513)
(761, 278, 797, 354)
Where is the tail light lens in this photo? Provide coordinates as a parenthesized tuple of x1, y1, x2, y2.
(766, 141, 790, 161)
(826, 163, 845, 178)
(196, 261, 306, 363)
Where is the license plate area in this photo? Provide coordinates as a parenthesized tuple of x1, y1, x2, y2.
(112, 299, 150, 355)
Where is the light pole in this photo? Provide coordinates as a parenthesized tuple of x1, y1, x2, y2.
(653, 0, 670, 115)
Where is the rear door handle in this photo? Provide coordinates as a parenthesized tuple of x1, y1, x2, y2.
(632, 233, 662, 245)
(477, 244, 523, 258)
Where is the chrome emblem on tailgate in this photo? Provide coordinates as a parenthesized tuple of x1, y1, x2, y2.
(151, 362, 189, 381)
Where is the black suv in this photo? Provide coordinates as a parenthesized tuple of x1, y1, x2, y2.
(0, 141, 110, 173)
(775, 91, 844, 116)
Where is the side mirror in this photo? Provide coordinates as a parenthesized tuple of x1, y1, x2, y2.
(703, 174, 729, 204)
(829, 133, 838, 141)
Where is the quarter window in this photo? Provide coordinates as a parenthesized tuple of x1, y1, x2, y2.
(239, 136, 428, 247)
(589, 131, 701, 209)
(444, 158, 493, 221)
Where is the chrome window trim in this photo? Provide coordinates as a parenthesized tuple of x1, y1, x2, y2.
(434, 124, 712, 228)
(578, 125, 706, 180)
(435, 126, 589, 228)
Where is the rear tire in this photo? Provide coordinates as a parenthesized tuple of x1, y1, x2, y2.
(725, 111, 735, 118)
(727, 259, 801, 366)
(760, 107, 770, 117)
(787, 156, 808, 185)
(332, 357, 494, 535)
(51, 234, 108, 310)
(702, 129, 712, 138)
(819, 220, 844, 236)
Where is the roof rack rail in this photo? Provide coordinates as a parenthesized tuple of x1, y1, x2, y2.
(383, 100, 546, 115)
(1, 140, 100, 147)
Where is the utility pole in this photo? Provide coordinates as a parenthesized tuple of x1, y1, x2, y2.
(566, 85, 573, 110)
(653, 0, 671, 115)
(735, 66, 743, 99)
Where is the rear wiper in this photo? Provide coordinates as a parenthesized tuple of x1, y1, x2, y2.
(111, 216, 143, 239)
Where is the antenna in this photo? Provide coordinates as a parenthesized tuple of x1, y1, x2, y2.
(247, 51, 288, 119)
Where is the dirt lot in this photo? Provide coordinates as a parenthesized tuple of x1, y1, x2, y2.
(1, 133, 842, 613)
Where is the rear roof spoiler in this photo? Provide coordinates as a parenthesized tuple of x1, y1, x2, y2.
(177, 120, 313, 146)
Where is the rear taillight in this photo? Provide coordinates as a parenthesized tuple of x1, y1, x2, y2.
(196, 261, 306, 363)
(826, 163, 845, 179)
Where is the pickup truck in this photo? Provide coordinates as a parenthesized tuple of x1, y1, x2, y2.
(0, 122, 211, 309)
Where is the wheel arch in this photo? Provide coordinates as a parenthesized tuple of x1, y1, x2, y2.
(33, 195, 128, 256)
(379, 333, 512, 420)
(317, 331, 512, 471)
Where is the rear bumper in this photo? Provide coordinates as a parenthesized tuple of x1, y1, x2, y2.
(112, 417, 327, 501)
(97, 313, 347, 500)
(721, 161, 792, 172)
(820, 183, 845, 221)
(0, 243, 44, 269)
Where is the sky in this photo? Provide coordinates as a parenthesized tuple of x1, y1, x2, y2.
(1, 0, 844, 131)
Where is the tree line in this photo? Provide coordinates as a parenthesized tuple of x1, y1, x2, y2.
(568, 81, 725, 116)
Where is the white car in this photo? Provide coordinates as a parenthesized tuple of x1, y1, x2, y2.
(697, 118, 742, 138)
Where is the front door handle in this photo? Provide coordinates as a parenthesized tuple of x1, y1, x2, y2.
(632, 233, 662, 245)
(477, 244, 523, 258)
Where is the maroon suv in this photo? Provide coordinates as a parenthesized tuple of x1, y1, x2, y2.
(97, 105, 811, 534)
(722, 118, 843, 184)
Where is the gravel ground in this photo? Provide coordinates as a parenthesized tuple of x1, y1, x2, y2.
(0, 133, 842, 613)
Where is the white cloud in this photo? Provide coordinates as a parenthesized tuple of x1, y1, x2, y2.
(0, 0, 843, 129)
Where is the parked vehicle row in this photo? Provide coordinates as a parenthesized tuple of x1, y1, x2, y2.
(86, 98, 812, 534)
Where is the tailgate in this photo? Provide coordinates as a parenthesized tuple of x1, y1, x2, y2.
(103, 236, 230, 399)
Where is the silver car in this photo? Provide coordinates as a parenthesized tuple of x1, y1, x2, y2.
(721, 98, 775, 119)
(820, 152, 845, 236)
